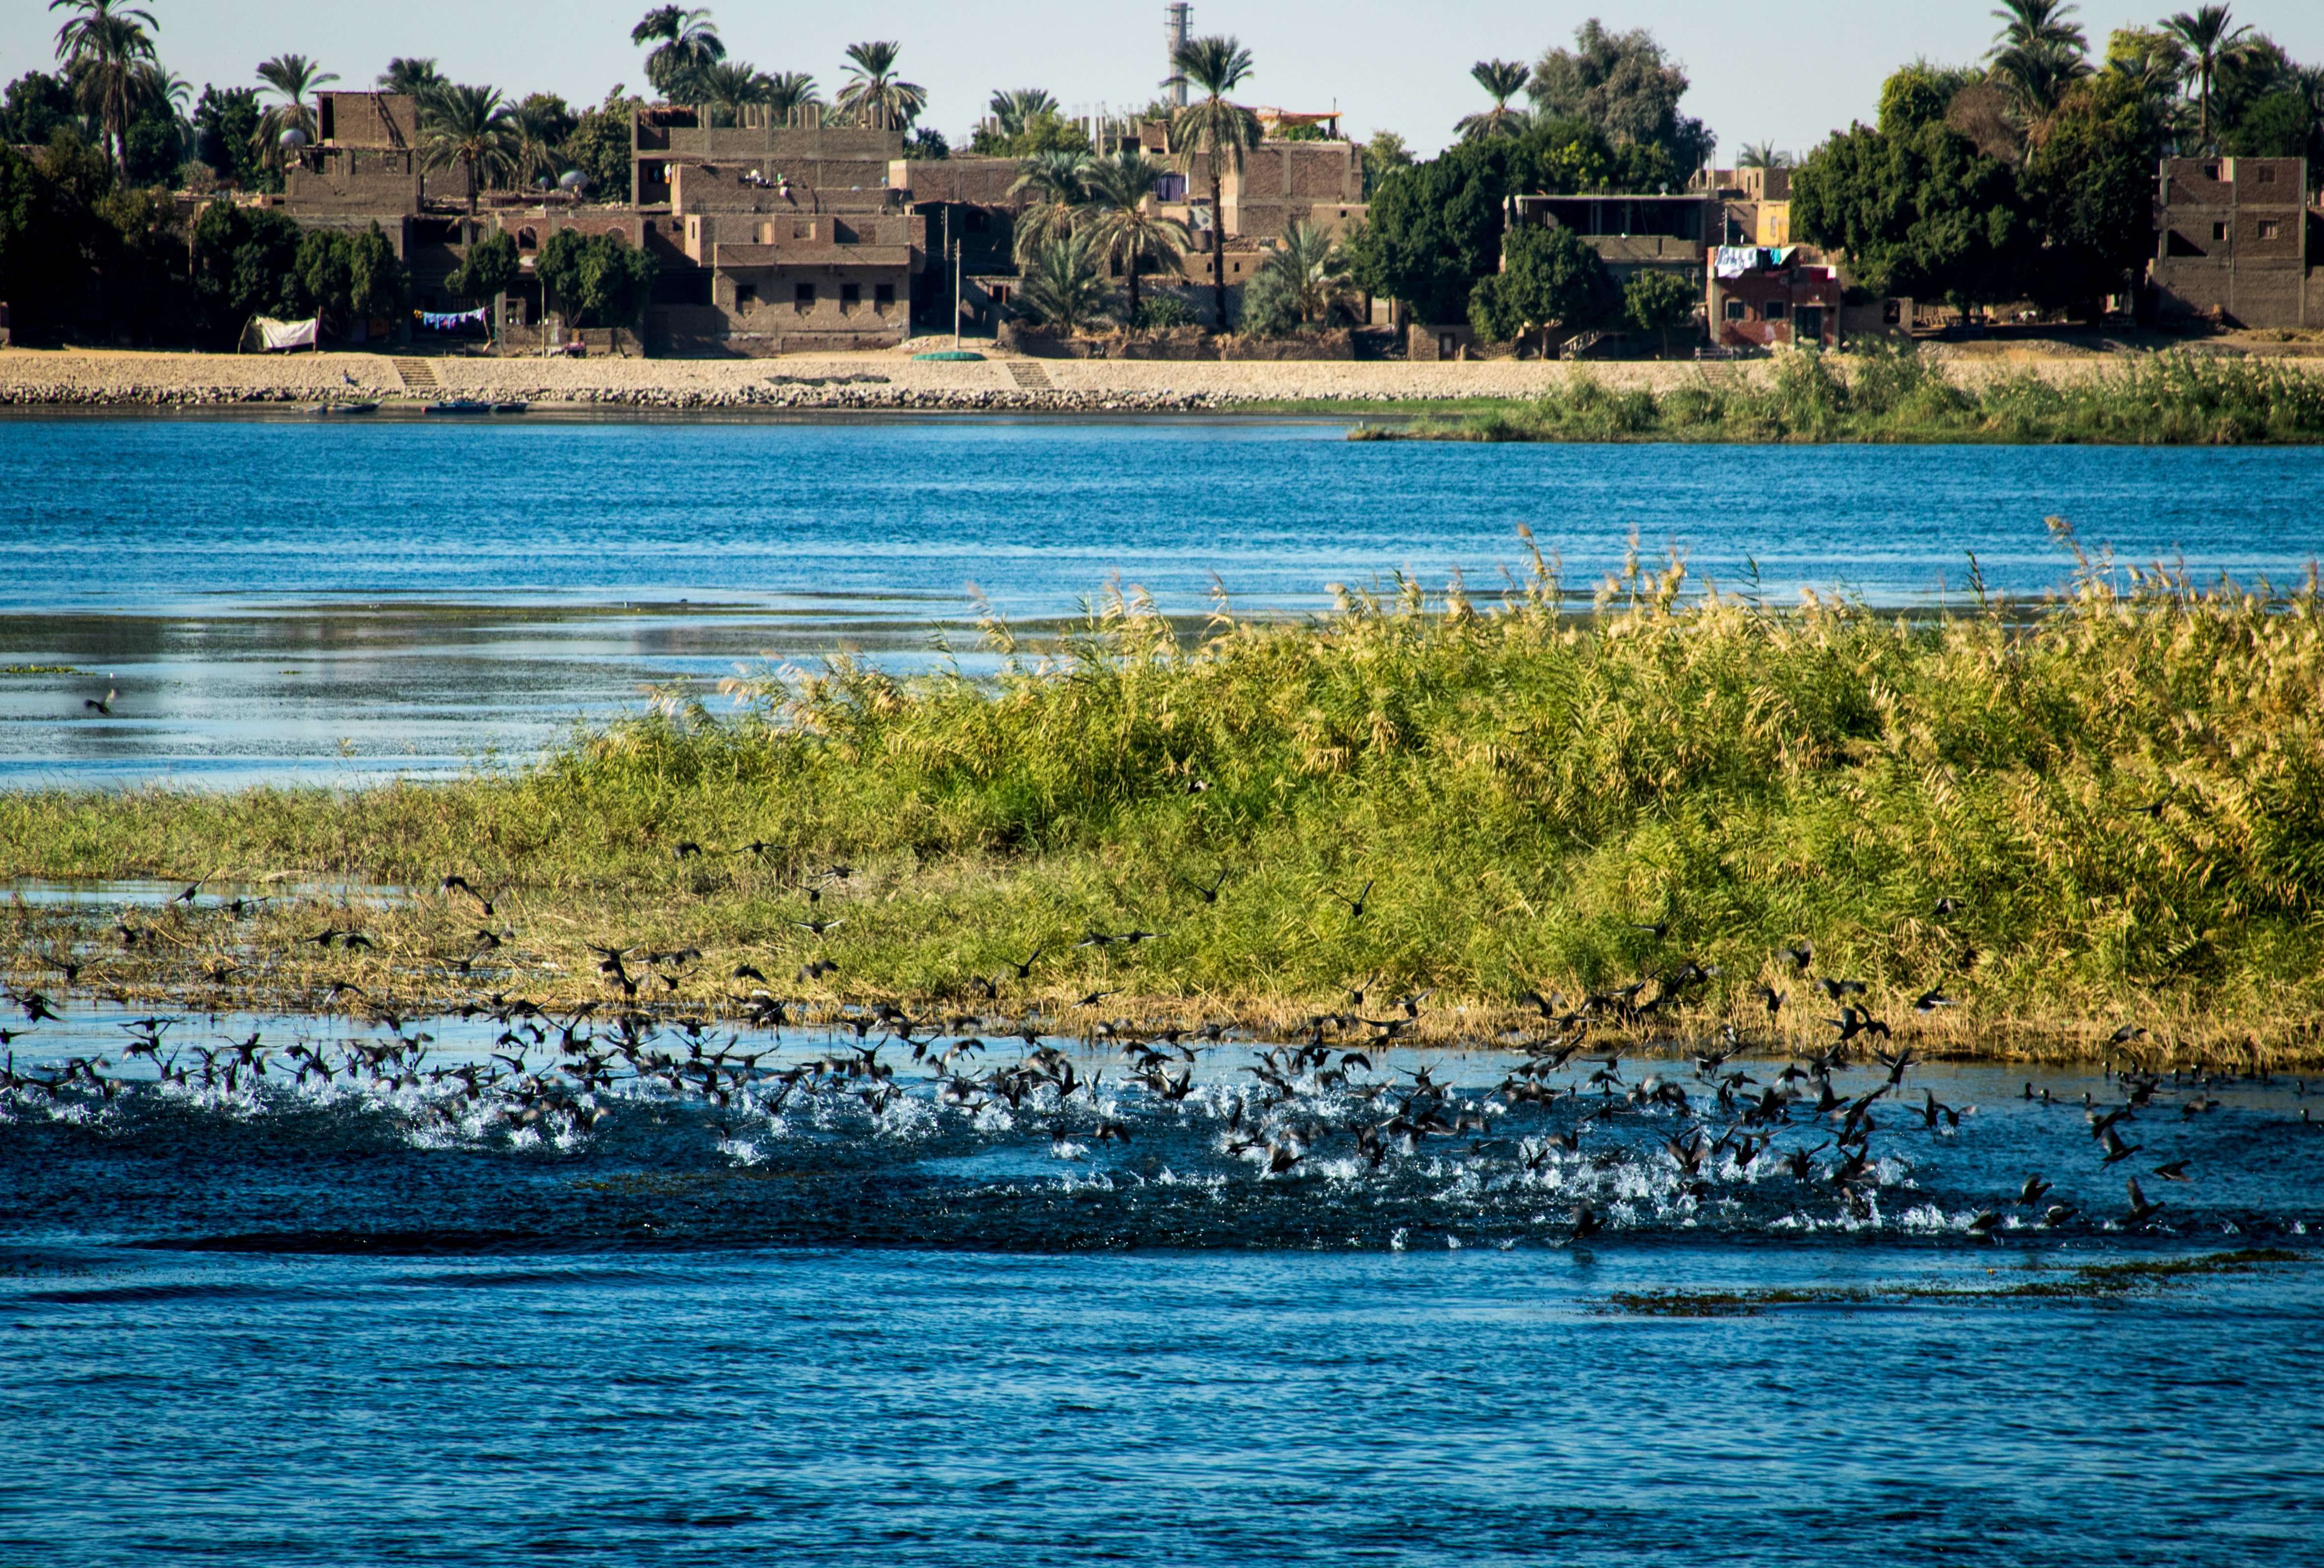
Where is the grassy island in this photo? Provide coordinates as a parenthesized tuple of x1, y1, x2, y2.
(5, 532, 2322, 1063)
(1351, 350, 2324, 446)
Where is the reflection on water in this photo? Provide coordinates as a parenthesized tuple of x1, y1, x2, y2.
(5, 417, 2323, 786)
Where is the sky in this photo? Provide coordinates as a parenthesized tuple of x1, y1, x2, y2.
(8, 0, 2322, 160)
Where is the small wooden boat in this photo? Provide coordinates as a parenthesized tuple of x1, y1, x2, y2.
(312, 400, 380, 415)
(424, 399, 492, 415)
(490, 401, 528, 414)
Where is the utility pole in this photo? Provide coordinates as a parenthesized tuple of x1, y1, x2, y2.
(953, 221, 964, 351)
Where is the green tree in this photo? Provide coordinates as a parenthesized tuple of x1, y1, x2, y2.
(1620, 267, 1696, 356)
(1258, 219, 1357, 327)
(509, 94, 575, 188)
(1457, 60, 1531, 142)
(1737, 141, 1792, 169)
(1078, 147, 1187, 322)
(2022, 70, 2157, 316)
(49, 0, 159, 172)
(1, 72, 82, 147)
(446, 225, 519, 325)
(2164, 5, 2252, 144)
(836, 41, 925, 129)
(1009, 147, 1092, 262)
(293, 224, 405, 335)
(763, 71, 818, 125)
(377, 57, 445, 100)
(903, 126, 948, 160)
(535, 226, 656, 331)
(631, 7, 723, 101)
(1468, 221, 1618, 353)
(254, 53, 337, 179)
(980, 87, 1059, 149)
(1360, 129, 1412, 196)
(1528, 20, 1714, 175)
(192, 84, 264, 189)
(189, 196, 306, 337)
(1168, 33, 1262, 331)
(565, 92, 642, 201)
(419, 84, 516, 215)
(1013, 231, 1110, 334)
(1791, 81, 2034, 310)
(1344, 136, 1521, 324)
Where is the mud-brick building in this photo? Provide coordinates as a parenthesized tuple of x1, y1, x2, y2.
(2150, 156, 2321, 328)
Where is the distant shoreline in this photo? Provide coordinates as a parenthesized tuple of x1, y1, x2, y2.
(7, 343, 2322, 420)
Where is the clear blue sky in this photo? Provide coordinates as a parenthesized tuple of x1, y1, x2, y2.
(7, 0, 2321, 159)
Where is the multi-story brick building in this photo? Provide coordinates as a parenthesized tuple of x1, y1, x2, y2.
(2149, 156, 2320, 328)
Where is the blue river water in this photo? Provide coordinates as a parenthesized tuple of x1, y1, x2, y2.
(4, 418, 2324, 1564)
(1, 414, 2321, 784)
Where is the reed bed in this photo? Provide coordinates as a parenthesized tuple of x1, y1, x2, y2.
(5, 530, 2323, 1062)
(1354, 349, 2324, 446)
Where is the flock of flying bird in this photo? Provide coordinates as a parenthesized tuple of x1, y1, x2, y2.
(3, 868, 2310, 1245)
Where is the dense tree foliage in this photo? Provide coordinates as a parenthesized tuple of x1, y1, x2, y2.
(1347, 117, 1675, 326)
(1529, 21, 1715, 175)
(535, 226, 657, 330)
(1467, 222, 1618, 348)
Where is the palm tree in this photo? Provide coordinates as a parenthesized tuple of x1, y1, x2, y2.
(50, 0, 159, 170)
(419, 84, 516, 215)
(1992, 42, 2092, 120)
(377, 58, 445, 100)
(1168, 34, 1260, 332)
(631, 6, 724, 101)
(1455, 59, 1530, 142)
(1988, 0, 2086, 56)
(988, 87, 1058, 141)
(1260, 220, 1357, 327)
(254, 54, 340, 170)
(1015, 231, 1110, 335)
(764, 71, 819, 126)
(836, 41, 925, 129)
(2165, 5, 2253, 145)
(508, 96, 567, 187)
(1737, 141, 1791, 169)
(1078, 147, 1189, 323)
(692, 59, 768, 126)
(1010, 148, 1093, 262)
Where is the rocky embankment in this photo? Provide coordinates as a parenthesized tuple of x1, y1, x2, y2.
(4, 344, 2315, 413)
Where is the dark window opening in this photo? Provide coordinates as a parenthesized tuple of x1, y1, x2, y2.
(1724, 299, 1746, 321)
(2258, 220, 2281, 240)
(840, 282, 861, 306)
(1881, 300, 1901, 325)
(2202, 162, 2221, 181)
(990, 283, 1011, 305)
(736, 284, 757, 309)
(795, 283, 816, 307)
(517, 227, 538, 251)
(2257, 166, 2276, 184)
(874, 282, 895, 306)
(1762, 300, 1786, 320)
(2212, 222, 2229, 242)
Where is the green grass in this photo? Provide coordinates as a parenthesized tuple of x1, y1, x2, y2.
(5, 531, 2324, 1058)
(1356, 348, 2324, 445)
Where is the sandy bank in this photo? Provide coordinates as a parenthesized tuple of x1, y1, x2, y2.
(6, 343, 2320, 413)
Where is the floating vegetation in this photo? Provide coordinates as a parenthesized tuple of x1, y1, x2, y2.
(1, 665, 86, 676)
(1354, 349, 2324, 446)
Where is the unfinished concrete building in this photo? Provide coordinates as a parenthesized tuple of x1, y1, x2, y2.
(2150, 156, 2320, 328)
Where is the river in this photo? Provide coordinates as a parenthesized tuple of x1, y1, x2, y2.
(3, 413, 2320, 785)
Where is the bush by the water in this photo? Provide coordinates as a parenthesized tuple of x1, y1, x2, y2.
(10, 529, 2321, 1051)
(1356, 348, 2324, 446)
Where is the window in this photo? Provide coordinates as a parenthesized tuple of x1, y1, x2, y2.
(990, 284, 1011, 305)
(1438, 333, 1456, 357)
(874, 282, 895, 306)
(2213, 222, 2230, 242)
(736, 284, 757, 309)
(2258, 220, 2281, 240)
(1724, 299, 1746, 321)
(2257, 166, 2276, 184)
(795, 283, 815, 308)
(517, 227, 537, 251)
(840, 282, 860, 307)
(2202, 163, 2220, 181)
(1762, 300, 1786, 320)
